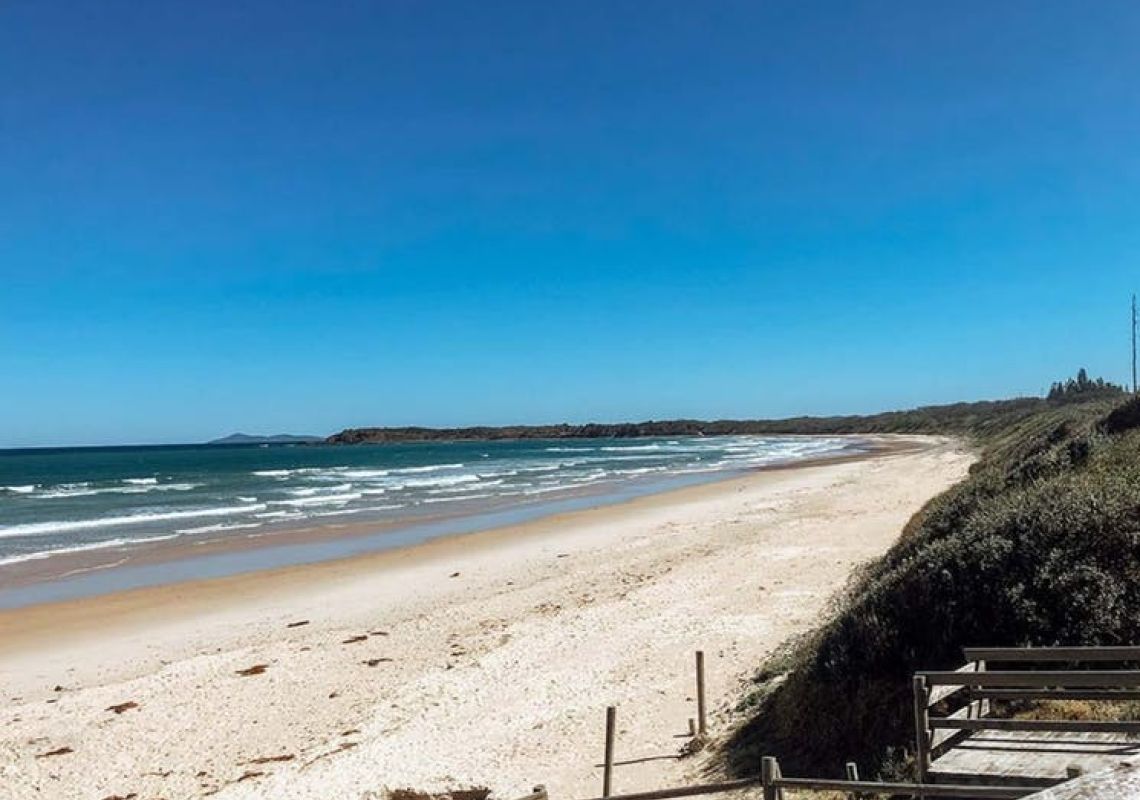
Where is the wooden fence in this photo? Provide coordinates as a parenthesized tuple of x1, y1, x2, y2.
(518, 646, 1140, 800)
(913, 646, 1140, 780)
(569, 755, 1040, 800)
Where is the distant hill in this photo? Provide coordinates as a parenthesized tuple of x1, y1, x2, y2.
(324, 397, 1050, 445)
(321, 368, 1128, 446)
(207, 433, 322, 445)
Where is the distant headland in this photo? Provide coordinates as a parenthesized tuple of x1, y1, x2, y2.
(207, 432, 323, 445)
(323, 396, 1055, 444)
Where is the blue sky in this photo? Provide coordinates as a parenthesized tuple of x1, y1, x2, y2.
(3, 1, 1140, 447)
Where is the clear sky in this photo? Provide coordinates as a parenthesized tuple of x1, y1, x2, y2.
(3, 1, 1140, 447)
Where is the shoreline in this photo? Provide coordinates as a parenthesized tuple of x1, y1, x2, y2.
(0, 435, 918, 651)
(0, 435, 971, 800)
(0, 435, 911, 611)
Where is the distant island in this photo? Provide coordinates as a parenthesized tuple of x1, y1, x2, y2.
(208, 433, 323, 445)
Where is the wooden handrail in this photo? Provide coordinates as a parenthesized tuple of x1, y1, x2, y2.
(970, 688, 1140, 701)
(963, 646, 1140, 662)
(918, 670, 1140, 688)
(929, 661, 983, 707)
(579, 772, 1041, 800)
(929, 717, 1140, 734)
(773, 776, 1037, 798)
(757, 756, 1038, 800)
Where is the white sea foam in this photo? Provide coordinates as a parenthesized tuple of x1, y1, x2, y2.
(37, 482, 199, 499)
(122, 477, 158, 486)
(573, 470, 609, 483)
(521, 484, 569, 496)
(398, 473, 479, 489)
(35, 488, 95, 499)
(2, 485, 37, 494)
(390, 463, 464, 474)
(614, 466, 668, 476)
(176, 522, 263, 535)
(311, 503, 405, 517)
(476, 468, 518, 478)
(270, 492, 362, 508)
(334, 469, 391, 479)
(422, 493, 494, 504)
(0, 503, 267, 538)
(286, 483, 353, 497)
(0, 533, 181, 567)
(114, 482, 198, 495)
(426, 479, 504, 494)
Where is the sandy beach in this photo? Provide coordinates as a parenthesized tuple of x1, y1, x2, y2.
(0, 436, 971, 800)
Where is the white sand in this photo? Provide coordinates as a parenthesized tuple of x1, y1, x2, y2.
(0, 437, 971, 800)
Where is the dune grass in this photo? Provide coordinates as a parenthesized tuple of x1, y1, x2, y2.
(723, 393, 1140, 779)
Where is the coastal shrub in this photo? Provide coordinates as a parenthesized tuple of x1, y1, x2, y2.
(723, 394, 1140, 778)
(386, 788, 491, 800)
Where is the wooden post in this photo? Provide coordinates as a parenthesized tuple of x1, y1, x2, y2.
(687, 718, 696, 737)
(761, 756, 776, 800)
(1066, 765, 1083, 780)
(966, 660, 990, 719)
(913, 675, 930, 782)
(696, 650, 708, 736)
(761, 755, 784, 800)
(976, 660, 990, 718)
(844, 761, 859, 800)
(603, 706, 617, 798)
(533, 786, 547, 800)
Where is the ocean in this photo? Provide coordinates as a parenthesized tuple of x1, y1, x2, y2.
(0, 435, 861, 585)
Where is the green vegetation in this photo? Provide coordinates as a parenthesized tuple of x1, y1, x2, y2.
(1046, 367, 1126, 402)
(328, 398, 1051, 443)
(723, 374, 1140, 780)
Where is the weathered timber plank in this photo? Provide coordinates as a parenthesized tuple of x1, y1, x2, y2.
(930, 730, 1140, 785)
(963, 647, 1140, 663)
(919, 671, 1140, 688)
(930, 719, 1140, 734)
(1019, 762, 1140, 799)
(775, 776, 1037, 797)
(974, 689, 1140, 701)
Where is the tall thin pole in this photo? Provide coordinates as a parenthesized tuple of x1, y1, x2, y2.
(695, 650, 707, 736)
(602, 705, 616, 797)
(1132, 294, 1137, 394)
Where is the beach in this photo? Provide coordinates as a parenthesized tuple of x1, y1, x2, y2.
(0, 436, 971, 800)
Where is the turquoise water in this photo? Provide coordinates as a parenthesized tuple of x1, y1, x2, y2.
(0, 436, 860, 582)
